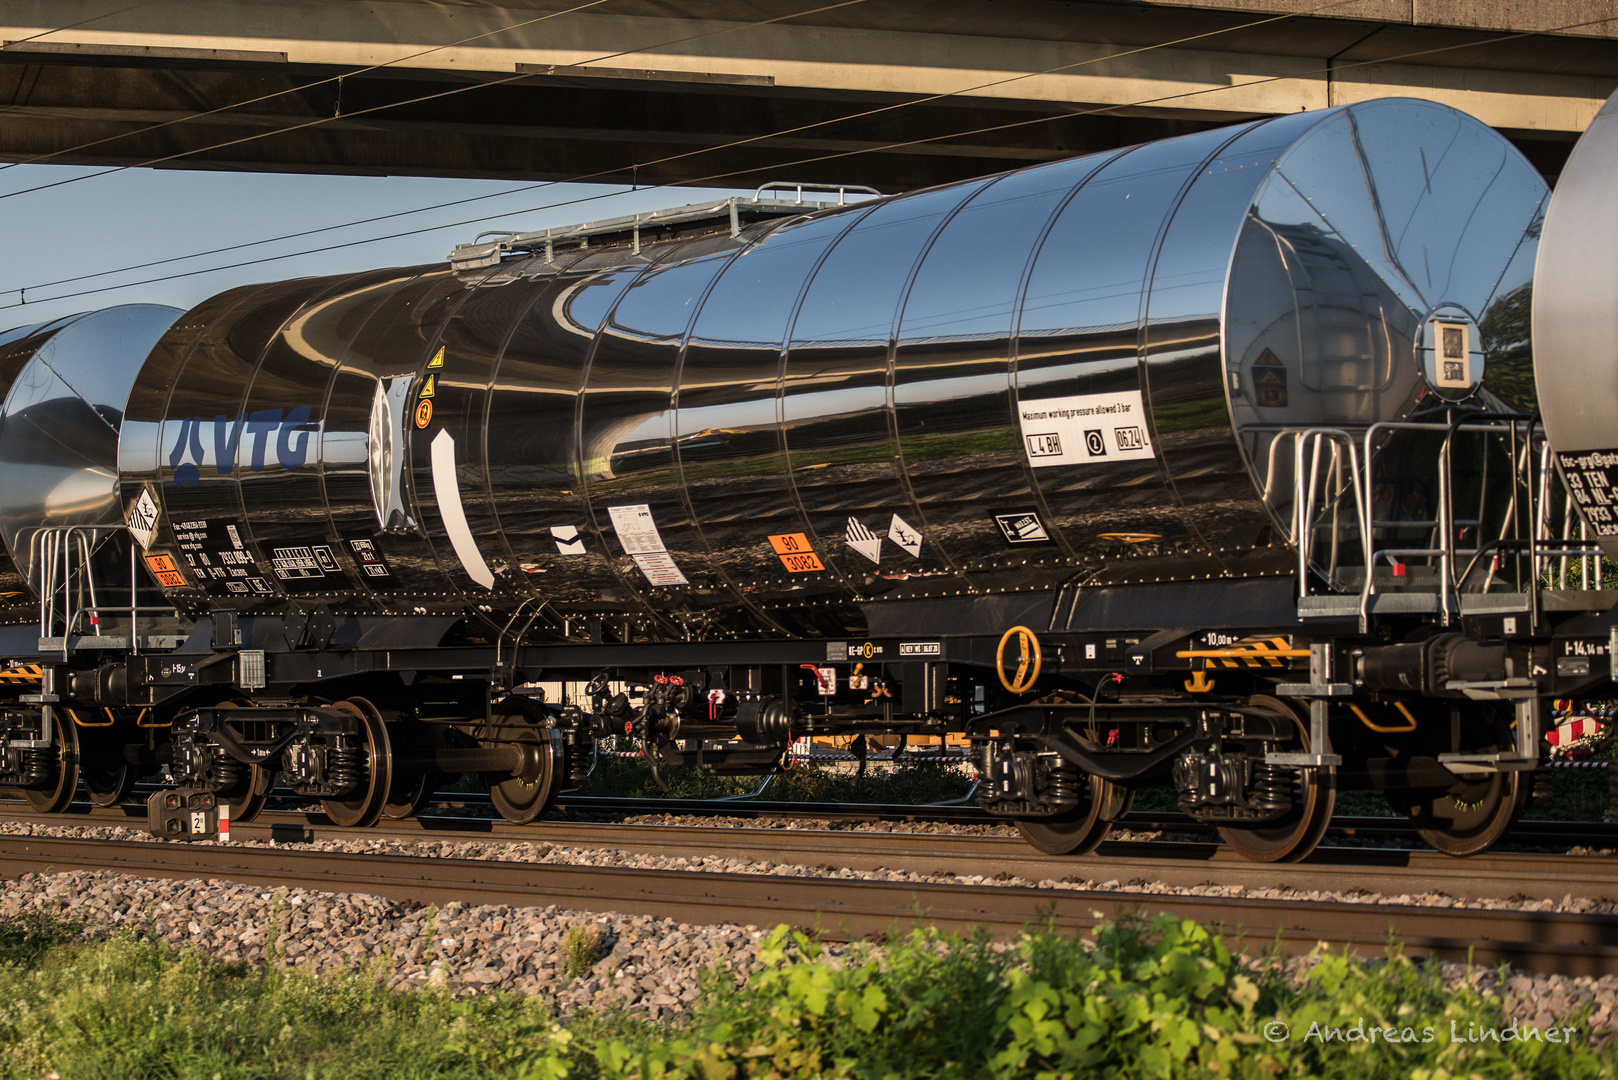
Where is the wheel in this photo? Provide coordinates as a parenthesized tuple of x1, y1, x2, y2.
(79, 727, 137, 807)
(320, 698, 393, 828)
(23, 711, 79, 814)
(226, 764, 273, 824)
(1218, 695, 1336, 863)
(483, 699, 561, 825)
(1016, 773, 1116, 855)
(383, 769, 434, 820)
(1387, 708, 1523, 857)
(382, 719, 437, 819)
(1098, 780, 1133, 822)
(82, 762, 136, 807)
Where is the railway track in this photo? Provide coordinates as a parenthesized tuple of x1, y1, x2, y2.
(3, 829, 1616, 977)
(16, 786, 1618, 851)
(5, 801, 1617, 906)
(187, 784, 1618, 848)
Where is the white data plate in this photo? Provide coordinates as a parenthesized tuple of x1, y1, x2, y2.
(1016, 389, 1155, 468)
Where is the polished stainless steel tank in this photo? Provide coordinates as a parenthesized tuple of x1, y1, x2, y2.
(0, 305, 181, 618)
(117, 98, 1544, 637)
(1534, 87, 1618, 558)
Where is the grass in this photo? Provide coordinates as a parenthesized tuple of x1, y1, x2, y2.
(0, 911, 1613, 1078)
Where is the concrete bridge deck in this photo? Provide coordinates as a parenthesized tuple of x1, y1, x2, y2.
(2, 0, 1614, 189)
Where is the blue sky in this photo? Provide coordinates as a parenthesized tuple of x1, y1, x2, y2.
(0, 163, 745, 329)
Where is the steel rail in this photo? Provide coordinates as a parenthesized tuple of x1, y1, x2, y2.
(5, 803, 1617, 905)
(96, 784, 1618, 847)
(2, 833, 1616, 976)
(15, 787, 1618, 847)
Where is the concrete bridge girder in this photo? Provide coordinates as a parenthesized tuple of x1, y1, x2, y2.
(0, 0, 1613, 189)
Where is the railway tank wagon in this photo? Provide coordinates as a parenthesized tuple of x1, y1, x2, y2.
(2, 95, 1603, 864)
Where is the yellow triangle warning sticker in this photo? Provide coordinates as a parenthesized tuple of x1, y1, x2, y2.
(1252, 347, 1283, 368)
(419, 373, 436, 399)
(428, 346, 445, 369)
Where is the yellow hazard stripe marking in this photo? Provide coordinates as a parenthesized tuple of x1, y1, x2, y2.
(1175, 636, 1309, 669)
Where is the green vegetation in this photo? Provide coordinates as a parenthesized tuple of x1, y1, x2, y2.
(1522, 766, 1610, 823)
(565, 922, 605, 980)
(0, 910, 1611, 1078)
(562, 753, 975, 806)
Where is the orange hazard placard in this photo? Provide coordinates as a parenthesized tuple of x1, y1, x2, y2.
(767, 533, 824, 573)
(144, 554, 186, 589)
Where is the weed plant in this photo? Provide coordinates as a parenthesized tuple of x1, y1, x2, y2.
(565, 923, 605, 980)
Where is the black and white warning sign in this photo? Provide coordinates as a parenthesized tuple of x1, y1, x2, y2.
(125, 488, 159, 551)
(888, 513, 923, 558)
(993, 511, 1050, 544)
(1017, 389, 1154, 468)
(845, 517, 882, 564)
(1559, 449, 1618, 538)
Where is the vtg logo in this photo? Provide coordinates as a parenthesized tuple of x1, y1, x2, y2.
(169, 407, 316, 488)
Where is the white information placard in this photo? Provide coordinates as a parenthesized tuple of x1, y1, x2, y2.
(1016, 389, 1155, 468)
(608, 504, 689, 586)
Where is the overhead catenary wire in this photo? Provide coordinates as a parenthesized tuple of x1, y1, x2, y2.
(1, 0, 163, 49)
(0, 0, 1368, 298)
(0, 6, 1609, 313)
(0, 0, 870, 205)
(0, 0, 616, 175)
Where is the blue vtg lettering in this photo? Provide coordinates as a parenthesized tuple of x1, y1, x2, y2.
(169, 407, 315, 487)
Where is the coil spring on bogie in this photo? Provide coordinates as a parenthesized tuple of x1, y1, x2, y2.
(21, 746, 54, 787)
(327, 745, 366, 793)
(210, 759, 241, 790)
(1251, 761, 1293, 814)
(1047, 763, 1081, 810)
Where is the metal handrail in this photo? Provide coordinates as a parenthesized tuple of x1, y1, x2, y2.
(751, 181, 881, 204)
(1283, 412, 1599, 624)
(29, 525, 178, 659)
(1291, 428, 1365, 603)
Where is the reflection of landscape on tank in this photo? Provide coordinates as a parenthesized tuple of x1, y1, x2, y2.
(2, 90, 1610, 887)
(3, 98, 1521, 638)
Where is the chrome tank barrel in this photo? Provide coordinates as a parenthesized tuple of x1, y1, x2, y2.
(117, 98, 1545, 637)
(0, 305, 180, 613)
(1535, 88, 1618, 560)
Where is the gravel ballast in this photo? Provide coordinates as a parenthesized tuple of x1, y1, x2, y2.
(4, 866, 1618, 1035)
(4, 818, 1616, 915)
(0, 867, 769, 1019)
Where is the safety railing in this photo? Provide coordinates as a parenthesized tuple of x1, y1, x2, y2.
(1286, 412, 1604, 625)
(30, 526, 180, 658)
